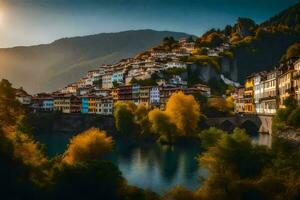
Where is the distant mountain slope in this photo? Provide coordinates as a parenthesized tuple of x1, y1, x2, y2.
(0, 29, 191, 93)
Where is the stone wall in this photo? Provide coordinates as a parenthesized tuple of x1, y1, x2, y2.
(29, 112, 116, 134)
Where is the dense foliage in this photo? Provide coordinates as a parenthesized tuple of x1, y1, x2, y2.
(0, 79, 160, 200)
(272, 96, 300, 132)
(163, 128, 300, 200)
(114, 91, 201, 144)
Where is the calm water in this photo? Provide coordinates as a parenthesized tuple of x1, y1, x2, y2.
(34, 131, 271, 194)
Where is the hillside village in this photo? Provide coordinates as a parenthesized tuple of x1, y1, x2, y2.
(15, 31, 300, 118)
(16, 37, 215, 115)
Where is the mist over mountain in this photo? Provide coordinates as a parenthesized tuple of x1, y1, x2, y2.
(0, 29, 191, 93)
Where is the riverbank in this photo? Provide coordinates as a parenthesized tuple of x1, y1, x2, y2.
(275, 128, 300, 145)
(28, 112, 115, 133)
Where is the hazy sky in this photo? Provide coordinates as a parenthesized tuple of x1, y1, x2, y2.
(0, 0, 299, 48)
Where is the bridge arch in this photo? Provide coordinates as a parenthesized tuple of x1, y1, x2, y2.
(219, 120, 235, 133)
(239, 120, 259, 136)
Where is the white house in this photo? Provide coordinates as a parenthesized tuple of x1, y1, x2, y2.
(254, 73, 265, 114)
(102, 73, 113, 89)
(111, 71, 124, 84)
(150, 87, 160, 105)
(166, 61, 186, 69)
(16, 94, 32, 105)
(96, 97, 113, 115)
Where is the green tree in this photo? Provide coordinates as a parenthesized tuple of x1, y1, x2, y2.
(0, 79, 24, 125)
(148, 108, 177, 144)
(51, 161, 125, 200)
(114, 102, 137, 135)
(164, 185, 196, 200)
(197, 128, 272, 199)
(287, 107, 300, 128)
(134, 104, 152, 136)
(284, 43, 300, 60)
(200, 127, 227, 150)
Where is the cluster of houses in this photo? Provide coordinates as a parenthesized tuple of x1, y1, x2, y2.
(16, 84, 211, 115)
(71, 37, 196, 92)
(233, 57, 300, 115)
(16, 38, 212, 115)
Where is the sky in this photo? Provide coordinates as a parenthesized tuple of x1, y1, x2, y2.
(0, 0, 299, 48)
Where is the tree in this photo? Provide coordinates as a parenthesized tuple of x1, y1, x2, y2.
(224, 25, 233, 36)
(113, 102, 137, 135)
(165, 92, 200, 135)
(134, 104, 152, 136)
(285, 43, 300, 60)
(148, 108, 177, 143)
(197, 128, 272, 199)
(52, 161, 125, 200)
(284, 96, 297, 109)
(0, 79, 24, 125)
(198, 32, 224, 48)
(287, 107, 300, 128)
(200, 127, 227, 150)
(164, 185, 196, 200)
(63, 128, 113, 164)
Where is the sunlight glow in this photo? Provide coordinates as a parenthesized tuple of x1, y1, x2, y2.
(0, 12, 3, 27)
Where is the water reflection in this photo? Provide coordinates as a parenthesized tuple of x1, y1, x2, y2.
(251, 133, 272, 147)
(106, 142, 206, 194)
(34, 131, 271, 194)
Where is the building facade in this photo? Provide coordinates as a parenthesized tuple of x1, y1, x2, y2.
(150, 86, 160, 106)
(261, 71, 277, 114)
(244, 75, 255, 113)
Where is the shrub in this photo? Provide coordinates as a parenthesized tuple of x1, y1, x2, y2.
(114, 102, 137, 135)
(200, 127, 227, 150)
(287, 107, 300, 128)
(63, 128, 113, 164)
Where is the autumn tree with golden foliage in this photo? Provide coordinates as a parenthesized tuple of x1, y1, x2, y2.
(148, 108, 177, 143)
(165, 92, 200, 136)
(63, 128, 113, 164)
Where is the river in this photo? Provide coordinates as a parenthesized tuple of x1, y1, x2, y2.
(34, 131, 271, 194)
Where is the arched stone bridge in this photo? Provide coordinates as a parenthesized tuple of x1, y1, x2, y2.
(205, 114, 274, 135)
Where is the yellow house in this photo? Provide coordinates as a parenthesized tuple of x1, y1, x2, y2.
(139, 86, 151, 106)
(278, 61, 295, 108)
(88, 96, 97, 113)
(244, 75, 255, 113)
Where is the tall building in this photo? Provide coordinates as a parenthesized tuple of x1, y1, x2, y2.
(254, 72, 266, 114)
(234, 87, 245, 113)
(132, 84, 140, 105)
(102, 73, 113, 89)
(293, 58, 300, 104)
(261, 70, 277, 114)
(139, 86, 151, 106)
(278, 59, 296, 108)
(244, 75, 255, 113)
(150, 86, 160, 106)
